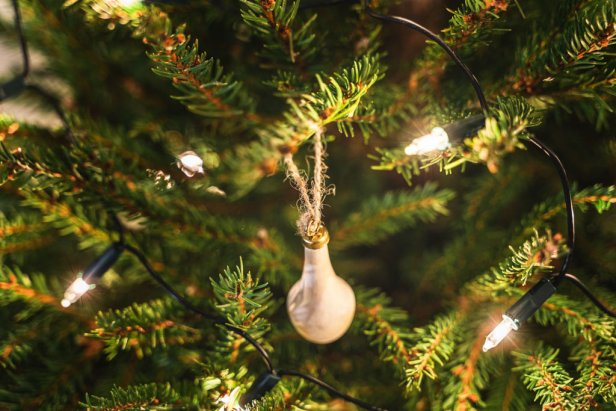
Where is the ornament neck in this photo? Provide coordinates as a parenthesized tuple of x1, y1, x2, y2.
(302, 245, 335, 283)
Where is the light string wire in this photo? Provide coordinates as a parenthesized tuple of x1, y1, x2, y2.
(360, 0, 615, 316)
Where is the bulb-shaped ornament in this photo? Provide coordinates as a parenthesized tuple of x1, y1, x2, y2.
(287, 226, 356, 344)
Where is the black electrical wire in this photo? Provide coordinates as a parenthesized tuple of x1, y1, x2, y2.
(277, 369, 388, 411)
(11, 0, 30, 78)
(563, 274, 615, 317)
(122, 244, 276, 372)
(1, 0, 29, 101)
(362, 0, 488, 113)
(526, 138, 575, 286)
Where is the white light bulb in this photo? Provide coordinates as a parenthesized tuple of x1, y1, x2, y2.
(117, 0, 141, 8)
(61, 278, 91, 308)
(482, 315, 518, 352)
(404, 127, 450, 156)
(216, 387, 245, 411)
(177, 151, 204, 177)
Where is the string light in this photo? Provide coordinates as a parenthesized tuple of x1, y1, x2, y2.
(216, 387, 245, 411)
(483, 279, 556, 352)
(61, 243, 124, 307)
(405, 127, 449, 155)
(117, 0, 141, 7)
(61, 277, 92, 308)
(405, 114, 486, 156)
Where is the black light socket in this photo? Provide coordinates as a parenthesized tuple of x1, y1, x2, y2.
(441, 114, 486, 143)
(82, 242, 125, 282)
(239, 372, 281, 406)
(0, 76, 26, 101)
(505, 279, 557, 324)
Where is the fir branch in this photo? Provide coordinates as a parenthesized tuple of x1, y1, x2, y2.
(516, 184, 616, 243)
(240, 0, 318, 75)
(442, 330, 488, 411)
(570, 341, 616, 408)
(211, 261, 272, 359)
(468, 231, 561, 297)
(332, 183, 454, 249)
(1, 329, 36, 369)
(405, 313, 461, 390)
(355, 287, 413, 368)
(82, 383, 181, 410)
(0, 265, 61, 309)
(89, 298, 202, 359)
(407, 0, 514, 107)
(513, 345, 575, 410)
(484, 365, 532, 411)
(510, 1, 615, 95)
(506, 1, 616, 128)
(227, 54, 383, 195)
(534, 294, 615, 343)
(147, 25, 259, 123)
(342, 82, 416, 140)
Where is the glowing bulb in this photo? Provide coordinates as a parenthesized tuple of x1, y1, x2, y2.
(482, 315, 518, 352)
(217, 387, 245, 411)
(177, 151, 204, 177)
(61, 278, 92, 308)
(117, 0, 141, 8)
(404, 127, 450, 155)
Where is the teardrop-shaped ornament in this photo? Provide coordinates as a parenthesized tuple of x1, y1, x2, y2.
(287, 226, 356, 344)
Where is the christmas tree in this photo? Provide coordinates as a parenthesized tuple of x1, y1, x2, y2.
(1, 0, 614, 409)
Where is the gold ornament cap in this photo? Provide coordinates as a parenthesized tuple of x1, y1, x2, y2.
(302, 225, 330, 249)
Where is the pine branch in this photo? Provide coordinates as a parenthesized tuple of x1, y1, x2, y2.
(147, 24, 259, 124)
(332, 183, 454, 249)
(533, 293, 615, 343)
(467, 230, 561, 297)
(513, 345, 575, 410)
(570, 341, 616, 408)
(82, 383, 182, 410)
(355, 287, 413, 369)
(516, 184, 616, 244)
(441, 328, 489, 411)
(88, 298, 202, 359)
(240, 0, 319, 75)
(405, 313, 461, 390)
(226, 54, 383, 195)
(0, 265, 62, 310)
(211, 261, 273, 361)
